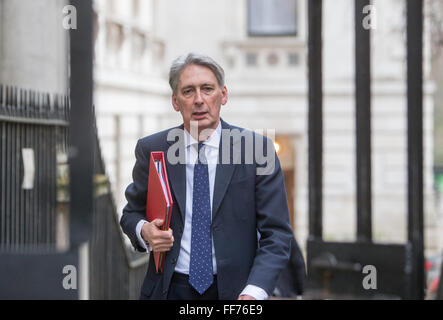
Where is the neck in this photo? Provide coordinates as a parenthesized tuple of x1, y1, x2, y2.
(185, 119, 220, 142)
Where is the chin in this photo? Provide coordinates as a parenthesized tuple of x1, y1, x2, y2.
(200, 119, 217, 129)
(195, 118, 209, 126)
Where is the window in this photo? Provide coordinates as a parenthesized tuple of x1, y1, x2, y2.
(246, 52, 258, 66)
(288, 52, 299, 66)
(248, 0, 298, 36)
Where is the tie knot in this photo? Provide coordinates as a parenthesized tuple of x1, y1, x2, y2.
(197, 143, 207, 164)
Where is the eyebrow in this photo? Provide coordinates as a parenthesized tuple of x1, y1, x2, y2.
(181, 83, 216, 91)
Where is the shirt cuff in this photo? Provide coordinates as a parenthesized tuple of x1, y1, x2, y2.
(239, 285, 269, 300)
(136, 220, 152, 252)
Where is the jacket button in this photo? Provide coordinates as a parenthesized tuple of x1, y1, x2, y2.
(172, 258, 177, 265)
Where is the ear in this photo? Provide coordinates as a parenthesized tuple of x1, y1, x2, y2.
(221, 86, 228, 106)
(172, 93, 180, 112)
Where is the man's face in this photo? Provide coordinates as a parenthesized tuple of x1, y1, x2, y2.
(172, 64, 228, 137)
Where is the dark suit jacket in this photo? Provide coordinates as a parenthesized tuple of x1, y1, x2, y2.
(120, 118, 293, 300)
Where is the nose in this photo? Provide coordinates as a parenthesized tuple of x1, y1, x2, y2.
(194, 89, 203, 105)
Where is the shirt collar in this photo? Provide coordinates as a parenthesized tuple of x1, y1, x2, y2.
(184, 121, 221, 149)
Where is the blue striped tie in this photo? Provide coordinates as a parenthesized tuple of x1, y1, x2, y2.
(189, 143, 213, 294)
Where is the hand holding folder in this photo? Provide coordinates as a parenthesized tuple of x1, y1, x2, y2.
(145, 152, 173, 273)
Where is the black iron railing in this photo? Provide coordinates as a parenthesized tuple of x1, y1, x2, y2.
(90, 113, 148, 299)
(0, 85, 69, 252)
(0, 84, 147, 299)
(306, 0, 426, 300)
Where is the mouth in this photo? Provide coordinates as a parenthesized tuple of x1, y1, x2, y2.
(192, 111, 208, 120)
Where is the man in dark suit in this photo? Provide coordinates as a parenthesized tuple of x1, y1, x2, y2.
(120, 53, 293, 300)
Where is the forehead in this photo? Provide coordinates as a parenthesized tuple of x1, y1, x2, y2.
(178, 64, 218, 88)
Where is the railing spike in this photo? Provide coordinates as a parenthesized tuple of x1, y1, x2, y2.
(14, 86, 18, 108)
(6, 85, 10, 107)
(12, 86, 15, 108)
(31, 90, 35, 112)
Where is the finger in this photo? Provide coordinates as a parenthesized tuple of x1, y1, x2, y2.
(156, 230, 174, 240)
(151, 238, 174, 247)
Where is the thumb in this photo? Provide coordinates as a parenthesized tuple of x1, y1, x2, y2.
(151, 219, 164, 228)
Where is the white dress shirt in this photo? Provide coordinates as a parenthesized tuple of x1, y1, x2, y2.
(135, 121, 268, 300)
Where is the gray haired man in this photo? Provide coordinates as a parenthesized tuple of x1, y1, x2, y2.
(120, 53, 293, 300)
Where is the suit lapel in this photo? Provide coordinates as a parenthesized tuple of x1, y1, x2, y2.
(165, 124, 186, 225)
(212, 119, 240, 220)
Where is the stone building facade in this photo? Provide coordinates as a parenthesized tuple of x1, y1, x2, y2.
(2, 0, 436, 255)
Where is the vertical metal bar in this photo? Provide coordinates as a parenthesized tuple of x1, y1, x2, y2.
(438, 261, 443, 299)
(20, 122, 25, 248)
(10, 94, 15, 250)
(42, 125, 47, 247)
(6, 86, 10, 115)
(42, 126, 47, 247)
(6, 122, 11, 250)
(36, 124, 41, 246)
(35, 126, 39, 248)
(308, 0, 323, 240)
(27, 125, 33, 249)
(24, 120, 29, 248)
(28, 122, 34, 249)
(14, 91, 19, 250)
(41, 126, 47, 248)
(12, 118, 17, 250)
(49, 126, 55, 248)
(53, 124, 58, 249)
(0, 122, 4, 249)
(46, 125, 57, 250)
(355, 0, 372, 242)
(0, 86, 3, 250)
(69, 0, 94, 246)
(16, 89, 22, 249)
(30, 91, 34, 117)
(407, 0, 424, 300)
(48, 125, 53, 248)
(18, 90, 23, 249)
(36, 124, 41, 247)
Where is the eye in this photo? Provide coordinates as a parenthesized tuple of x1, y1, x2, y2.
(202, 86, 214, 93)
(182, 88, 193, 96)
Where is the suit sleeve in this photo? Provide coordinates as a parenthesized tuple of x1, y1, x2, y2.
(247, 135, 293, 295)
(120, 139, 150, 252)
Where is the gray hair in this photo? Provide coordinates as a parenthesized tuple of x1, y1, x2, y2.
(169, 53, 225, 94)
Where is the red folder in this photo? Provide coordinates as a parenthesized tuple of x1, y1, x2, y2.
(145, 151, 173, 273)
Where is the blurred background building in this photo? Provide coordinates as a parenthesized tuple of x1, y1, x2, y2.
(92, 0, 442, 257)
(1, 0, 442, 299)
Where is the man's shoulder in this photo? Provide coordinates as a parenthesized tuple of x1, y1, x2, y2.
(138, 125, 182, 146)
(222, 122, 271, 143)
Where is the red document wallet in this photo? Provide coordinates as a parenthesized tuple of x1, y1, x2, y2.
(145, 151, 173, 273)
